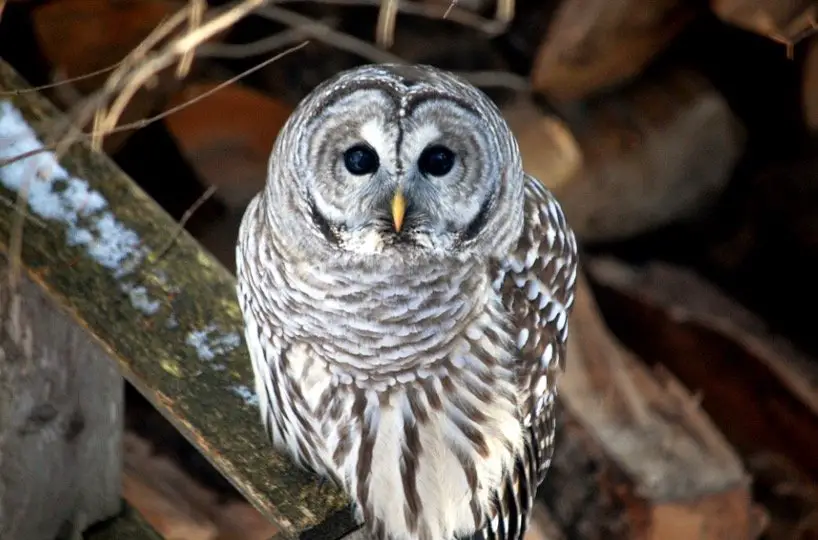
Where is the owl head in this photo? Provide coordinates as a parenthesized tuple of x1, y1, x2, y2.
(264, 64, 525, 267)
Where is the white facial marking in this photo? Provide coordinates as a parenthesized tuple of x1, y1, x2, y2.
(360, 119, 393, 169)
(403, 123, 442, 161)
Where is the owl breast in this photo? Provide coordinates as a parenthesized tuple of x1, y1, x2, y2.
(237, 194, 528, 539)
(276, 312, 525, 540)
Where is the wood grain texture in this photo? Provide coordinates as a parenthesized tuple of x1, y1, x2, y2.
(538, 274, 755, 539)
(0, 59, 355, 539)
(0, 254, 122, 540)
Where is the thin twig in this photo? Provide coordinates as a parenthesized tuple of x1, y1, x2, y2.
(494, 0, 514, 25)
(177, 0, 207, 78)
(79, 5, 193, 153)
(0, 147, 54, 168)
(442, 0, 456, 19)
(274, 0, 503, 34)
(0, 61, 124, 96)
(199, 22, 330, 57)
(376, 0, 400, 47)
(7, 153, 39, 303)
(119, 41, 309, 131)
(257, 5, 530, 91)
(0, 42, 309, 170)
(153, 185, 218, 261)
(259, 5, 404, 62)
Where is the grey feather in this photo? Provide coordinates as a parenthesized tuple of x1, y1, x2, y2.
(236, 63, 578, 540)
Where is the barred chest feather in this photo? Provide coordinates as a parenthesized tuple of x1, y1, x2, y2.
(287, 323, 523, 540)
(238, 227, 527, 540)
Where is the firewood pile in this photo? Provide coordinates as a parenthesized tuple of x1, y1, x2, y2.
(1, 0, 817, 538)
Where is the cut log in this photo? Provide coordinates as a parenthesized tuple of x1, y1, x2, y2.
(550, 69, 744, 242)
(530, 0, 696, 102)
(502, 97, 583, 194)
(0, 254, 123, 540)
(586, 257, 818, 538)
(586, 257, 818, 481)
(710, 0, 817, 49)
(539, 273, 758, 539)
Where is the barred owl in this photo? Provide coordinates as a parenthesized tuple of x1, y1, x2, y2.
(236, 63, 578, 540)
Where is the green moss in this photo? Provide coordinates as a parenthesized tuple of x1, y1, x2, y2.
(0, 61, 354, 539)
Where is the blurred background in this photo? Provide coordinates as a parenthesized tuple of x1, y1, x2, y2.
(0, 0, 816, 538)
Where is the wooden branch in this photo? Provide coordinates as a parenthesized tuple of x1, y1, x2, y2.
(0, 59, 356, 539)
(539, 272, 757, 539)
(0, 253, 122, 540)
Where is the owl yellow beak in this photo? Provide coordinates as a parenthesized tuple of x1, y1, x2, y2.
(391, 190, 406, 233)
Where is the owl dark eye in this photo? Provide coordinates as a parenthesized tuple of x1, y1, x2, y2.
(343, 145, 380, 175)
(418, 145, 456, 177)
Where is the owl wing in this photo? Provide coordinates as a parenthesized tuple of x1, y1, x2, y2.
(236, 196, 330, 479)
(478, 175, 578, 540)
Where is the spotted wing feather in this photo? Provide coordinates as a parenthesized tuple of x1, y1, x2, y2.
(475, 175, 578, 540)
